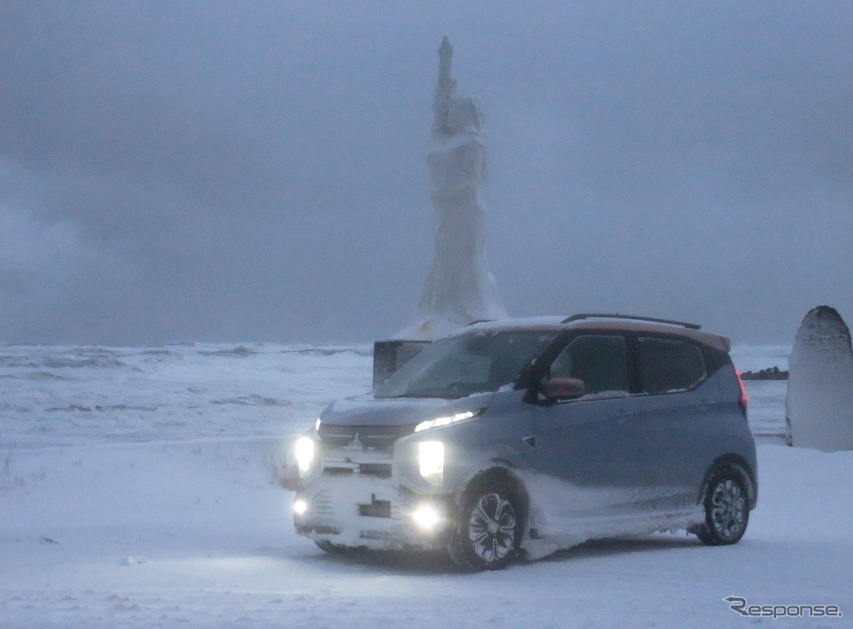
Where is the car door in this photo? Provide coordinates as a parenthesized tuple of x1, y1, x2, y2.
(531, 334, 648, 520)
(628, 335, 713, 511)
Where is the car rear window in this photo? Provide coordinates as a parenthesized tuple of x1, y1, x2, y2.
(637, 337, 706, 394)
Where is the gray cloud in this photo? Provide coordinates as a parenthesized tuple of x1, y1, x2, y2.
(1, 1, 851, 345)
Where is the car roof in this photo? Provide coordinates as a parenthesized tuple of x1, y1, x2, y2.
(458, 314, 731, 352)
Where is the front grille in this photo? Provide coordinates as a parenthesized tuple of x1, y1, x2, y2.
(358, 499, 393, 518)
(319, 423, 414, 451)
(324, 466, 355, 475)
(319, 424, 404, 478)
(321, 458, 393, 478)
(359, 463, 392, 478)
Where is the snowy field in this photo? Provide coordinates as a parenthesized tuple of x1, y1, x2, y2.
(1, 344, 850, 628)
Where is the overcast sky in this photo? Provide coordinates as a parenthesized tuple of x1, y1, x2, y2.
(1, 1, 850, 346)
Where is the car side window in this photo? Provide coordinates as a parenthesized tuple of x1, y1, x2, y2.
(637, 337, 706, 394)
(549, 335, 628, 397)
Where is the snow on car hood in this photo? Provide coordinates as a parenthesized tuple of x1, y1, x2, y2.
(319, 392, 495, 428)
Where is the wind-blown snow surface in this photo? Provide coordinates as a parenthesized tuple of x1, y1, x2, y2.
(1, 344, 851, 628)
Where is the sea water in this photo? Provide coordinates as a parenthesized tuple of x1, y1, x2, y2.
(1, 343, 787, 449)
(0, 343, 372, 449)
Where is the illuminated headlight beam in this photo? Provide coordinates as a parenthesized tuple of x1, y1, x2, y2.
(418, 441, 444, 485)
(295, 436, 315, 477)
(414, 410, 478, 433)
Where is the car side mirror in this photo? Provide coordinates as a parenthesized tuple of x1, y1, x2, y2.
(543, 377, 585, 400)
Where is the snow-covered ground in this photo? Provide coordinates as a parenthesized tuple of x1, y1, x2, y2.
(1, 344, 850, 628)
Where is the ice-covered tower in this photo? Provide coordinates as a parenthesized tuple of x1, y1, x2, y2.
(395, 37, 508, 340)
(785, 306, 853, 451)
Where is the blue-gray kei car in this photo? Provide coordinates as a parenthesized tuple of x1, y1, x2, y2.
(291, 314, 757, 570)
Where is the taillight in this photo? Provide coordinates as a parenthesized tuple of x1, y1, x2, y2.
(736, 370, 748, 418)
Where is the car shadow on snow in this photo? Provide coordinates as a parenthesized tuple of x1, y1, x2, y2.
(309, 547, 457, 575)
(294, 534, 703, 575)
(539, 533, 702, 565)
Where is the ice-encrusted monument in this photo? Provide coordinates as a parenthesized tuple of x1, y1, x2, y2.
(394, 37, 508, 341)
(785, 306, 853, 451)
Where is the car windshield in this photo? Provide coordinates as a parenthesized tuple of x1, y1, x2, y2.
(374, 330, 557, 399)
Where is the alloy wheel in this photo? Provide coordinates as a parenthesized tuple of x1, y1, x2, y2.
(468, 492, 518, 564)
(709, 478, 747, 542)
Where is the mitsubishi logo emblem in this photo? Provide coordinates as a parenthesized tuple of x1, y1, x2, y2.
(345, 431, 364, 451)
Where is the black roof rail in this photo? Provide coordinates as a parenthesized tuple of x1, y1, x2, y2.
(464, 319, 495, 326)
(562, 313, 702, 330)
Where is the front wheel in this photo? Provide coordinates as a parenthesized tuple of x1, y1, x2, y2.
(695, 470, 749, 546)
(448, 481, 523, 571)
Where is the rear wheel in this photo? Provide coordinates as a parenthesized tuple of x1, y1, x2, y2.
(695, 470, 749, 545)
(448, 481, 523, 571)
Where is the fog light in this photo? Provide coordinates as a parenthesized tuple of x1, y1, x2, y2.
(411, 503, 441, 531)
(293, 498, 308, 516)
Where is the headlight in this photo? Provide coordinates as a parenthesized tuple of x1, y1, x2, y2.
(418, 441, 444, 485)
(414, 410, 479, 433)
(295, 436, 316, 477)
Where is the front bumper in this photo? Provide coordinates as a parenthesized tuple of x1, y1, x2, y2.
(293, 473, 451, 550)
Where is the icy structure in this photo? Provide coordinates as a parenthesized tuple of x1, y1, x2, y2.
(785, 306, 853, 451)
(395, 37, 508, 340)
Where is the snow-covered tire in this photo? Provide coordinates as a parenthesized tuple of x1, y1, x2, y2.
(447, 480, 523, 571)
(695, 469, 749, 546)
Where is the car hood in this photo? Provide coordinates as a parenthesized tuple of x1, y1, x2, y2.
(319, 392, 495, 428)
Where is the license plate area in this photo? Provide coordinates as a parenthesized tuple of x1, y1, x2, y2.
(357, 494, 393, 519)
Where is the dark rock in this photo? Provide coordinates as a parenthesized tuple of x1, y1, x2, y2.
(740, 366, 789, 380)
